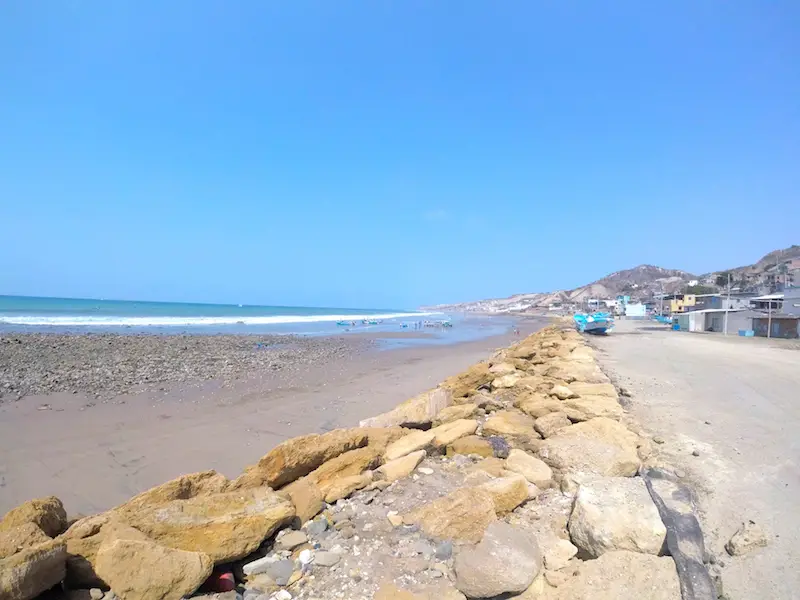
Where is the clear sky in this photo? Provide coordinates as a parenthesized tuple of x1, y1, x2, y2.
(1, 1, 798, 308)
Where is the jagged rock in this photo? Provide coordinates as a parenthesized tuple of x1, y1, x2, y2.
(433, 404, 478, 426)
(725, 521, 769, 556)
(431, 419, 479, 448)
(231, 428, 370, 489)
(384, 430, 436, 461)
(492, 373, 522, 389)
(482, 410, 540, 440)
(446, 436, 493, 458)
(454, 521, 542, 598)
(543, 539, 578, 570)
(125, 486, 295, 562)
(543, 550, 680, 599)
(550, 385, 577, 400)
(563, 395, 623, 420)
(281, 477, 324, 524)
(0, 523, 51, 559)
(509, 343, 539, 360)
(487, 436, 511, 458)
(505, 449, 553, 487)
(304, 446, 382, 496)
(0, 539, 66, 600)
(489, 362, 518, 376)
(324, 472, 373, 503)
(478, 474, 531, 514)
(360, 388, 453, 428)
(405, 487, 497, 543)
(535, 412, 571, 438)
(568, 477, 666, 557)
(441, 362, 493, 399)
(96, 537, 212, 600)
(567, 382, 618, 398)
(0, 496, 68, 538)
(468, 457, 507, 478)
(516, 395, 563, 418)
(117, 471, 229, 515)
(375, 450, 426, 482)
(539, 418, 641, 477)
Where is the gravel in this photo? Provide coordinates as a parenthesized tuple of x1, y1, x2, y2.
(0, 333, 369, 401)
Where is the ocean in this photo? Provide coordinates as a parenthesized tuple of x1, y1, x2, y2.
(0, 295, 514, 344)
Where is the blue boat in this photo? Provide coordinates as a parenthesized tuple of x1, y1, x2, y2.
(574, 312, 614, 335)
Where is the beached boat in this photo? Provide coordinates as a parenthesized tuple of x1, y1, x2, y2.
(574, 312, 614, 335)
(336, 320, 354, 326)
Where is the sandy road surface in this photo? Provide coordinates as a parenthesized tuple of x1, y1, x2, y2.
(591, 320, 800, 600)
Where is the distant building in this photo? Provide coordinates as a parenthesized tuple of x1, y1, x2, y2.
(750, 294, 783, 311)
(784, 287, 800, 317)
(624, 303, 647, 318)
(751, 314, 800, 339)
(669, 294, 696, 313)
(690, 292, 757, 312)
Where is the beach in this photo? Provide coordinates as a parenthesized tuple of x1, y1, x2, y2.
(0, 318, 545, 515)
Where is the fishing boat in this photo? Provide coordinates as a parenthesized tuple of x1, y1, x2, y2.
(336, 320, 355, 326)
(574, 312, 614, 335)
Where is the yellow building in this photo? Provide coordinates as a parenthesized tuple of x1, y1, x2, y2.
(669, 294, 696, 313)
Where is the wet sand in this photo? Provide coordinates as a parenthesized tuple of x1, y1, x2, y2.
(0, 319, 545, 515)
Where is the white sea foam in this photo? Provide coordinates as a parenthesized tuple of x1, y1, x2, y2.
(0, 312, 441, 327)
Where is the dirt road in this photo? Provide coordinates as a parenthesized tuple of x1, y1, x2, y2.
(591, 320, 800, 600)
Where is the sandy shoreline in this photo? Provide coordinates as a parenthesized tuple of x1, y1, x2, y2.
(0, 318, 546, 515)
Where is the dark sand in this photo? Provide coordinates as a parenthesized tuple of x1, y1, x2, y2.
(0, 319, 545, 515)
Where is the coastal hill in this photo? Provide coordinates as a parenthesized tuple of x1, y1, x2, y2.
(429, 245, 800, 313)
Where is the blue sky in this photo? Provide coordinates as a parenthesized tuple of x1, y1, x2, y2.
(1, 1, 798, 308)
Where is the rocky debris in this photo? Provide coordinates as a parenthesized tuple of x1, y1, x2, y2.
(725, 520, 769, 556)
(568, 476, 667, 557)
(534, 412, 572, 438)
(446, 436, 493, 458)
(543, 550, 681, 599)
(505, 449, 553, 487)
(0, 496, 68, 539)
(360, 388, 453, 429)
(454, 521, 542, 598)
(376, 450, 426, 482)
(433, 404, 477, 426)
(405, 487, 497, 543)
(539, 417, 642, 477)
(543, 539, 578, 570)
(431, 419, 479, 448)
(94, 537, 213, 600)
(0, 333, 366, 400)
(0, 539, 67, 600)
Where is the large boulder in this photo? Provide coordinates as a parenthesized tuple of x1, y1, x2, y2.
(563, 395, 623, 420)
(568, 477, 666, 557)
(304, 446, 381, 496)
(431, 419, 479, 448)
(492, 373, 522, 390)
(0, 523, 51, 559)
(433, 403, 478, 426)
(231, 428, 370, 489)
(124, 487, 294, 563)
(324, 472, 373, 503)
(477, 475, 531, 515)
(534, 412, 571, 438)
(375, 450, 426, 482)
(280, 477, 324, 524)
(505, 449, 553, 487)
(0, 539, 66, 600)
(405, 488, 497, 543)
(567, 382, 618, 398)
(446, 436, 494, 458)
(516, 395, 564, 418)
(117, 471, 229, 515)
(384, 430, 435, 461)
(482, 410, 540, 440)
(95, 537, 213, 600)
(489, 362, 518, 376)
(0, 496, 67, 538)
(544, 550, 680, 599)
(360, 388, 453, 428)
(441, 363, 493, 399)
(454, 521, 542, 598)
(538, 418, 641, 477)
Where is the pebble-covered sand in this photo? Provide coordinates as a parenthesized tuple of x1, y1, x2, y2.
(0, 333, 370, 401)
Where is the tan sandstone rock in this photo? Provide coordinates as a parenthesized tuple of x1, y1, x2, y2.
(543, 550, 680, 599)
(534, 412, 571, 438)
(280, 477, 324, 524)
(306, 446, 382, 495)
(231, 428, 370, 489)
(550, 385, 577, 400)
(516, 395, 564, 418)
(0, 523, 51, 559)
(0, 496, 68, 539)
(489, 362, 518, 376)
(384, 430, 436, 461)
(95, 537, 213, 600)
(125, 486, 294, 563)
(431, 419, 479, 448)
(360, 388, 453, 428)
(483, 410, 540, 440)
(433, 403, 478, 426)
(116, 471, 229, 515)
(446, 436, 494, 458)
(492, 373, 522, 389)
(563, 395, 623, 420)
(441, 362, 493, 399)
(478, 474, 531, 514)
(505, 449, 553, 487)
(324, 472, 373, 503)
(568, 476, 666, 557)
(0, 539, 66, 600)
(567, 382, 618, 398)
(405, 487, 497, 543)
(375, 450, 426, 482)
(538, 418, 641, 477)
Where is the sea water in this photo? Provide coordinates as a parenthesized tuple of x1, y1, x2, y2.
(0, 295, 512, 343)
